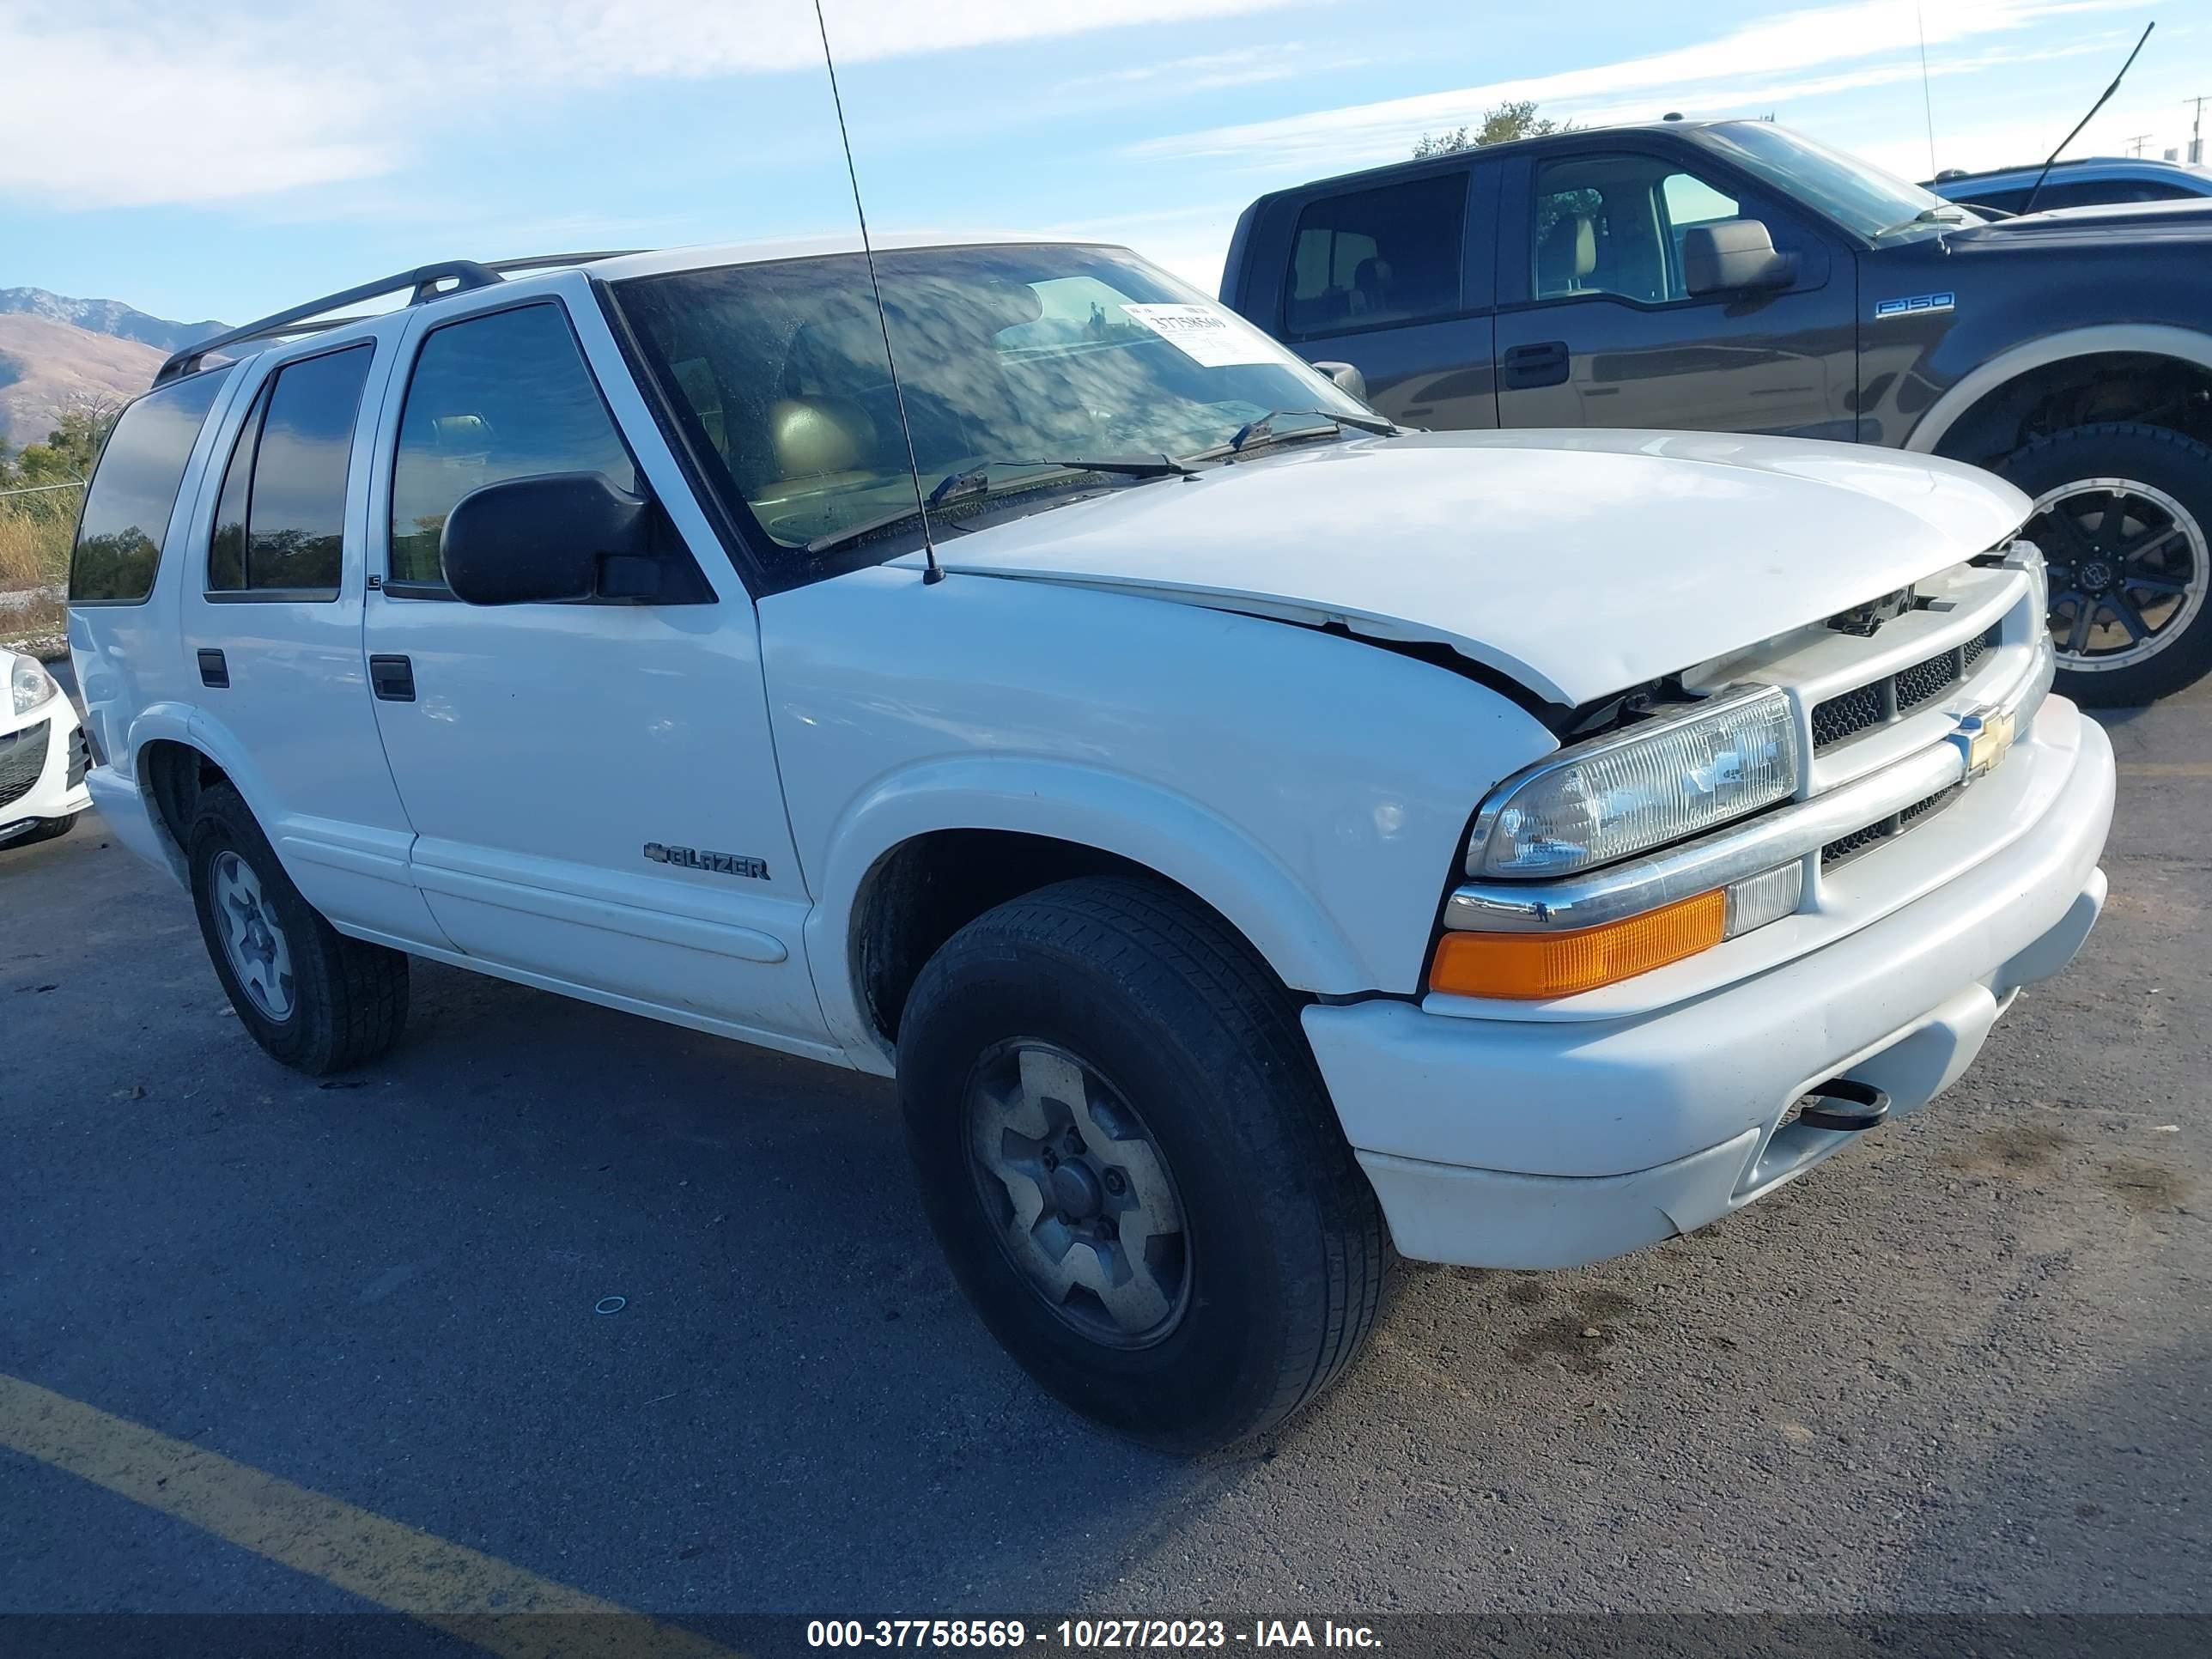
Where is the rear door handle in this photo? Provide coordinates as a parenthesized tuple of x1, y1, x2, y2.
(1501, 340, 1570, 390)
(369, 654, 416, 702)
(197, 648, 228, 689)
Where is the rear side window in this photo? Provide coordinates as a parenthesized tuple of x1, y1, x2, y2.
(387, 304, 639, 589)
(67, 368, 234, 604)
(2040, 179, 2196, 210)
(207, 343, 374, 599)
(1283, 173, 1466, 337)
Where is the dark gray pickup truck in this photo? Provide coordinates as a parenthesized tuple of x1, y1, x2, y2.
(1221, 119, 2212, 705)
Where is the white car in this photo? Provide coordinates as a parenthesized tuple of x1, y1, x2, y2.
(0, 648, 90, 847)
(68, 238, 2114, 1451)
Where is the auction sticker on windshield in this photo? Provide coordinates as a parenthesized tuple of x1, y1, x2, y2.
(1120, 303, 1279, 368)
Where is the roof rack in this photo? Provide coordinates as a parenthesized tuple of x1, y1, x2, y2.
(152, 251, 646, 386)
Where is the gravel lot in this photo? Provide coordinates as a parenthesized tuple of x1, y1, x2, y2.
(1, 681, 2204, 1631)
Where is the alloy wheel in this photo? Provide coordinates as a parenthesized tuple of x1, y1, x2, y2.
(964, 1040, 1191, 1349)
(2027, 476, 2209, 673)
(211, 849, 296, 1021)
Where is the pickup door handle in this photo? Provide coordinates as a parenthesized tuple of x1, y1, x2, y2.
(368, 654, 416, 702)
(1501, 340, 1571, 390)
(197, 648, 228, 689)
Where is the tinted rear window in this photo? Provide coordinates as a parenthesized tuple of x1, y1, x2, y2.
(67, 368, 234, 604)
(1283, 173, 1466, 337)
(207, 343, 374, 598)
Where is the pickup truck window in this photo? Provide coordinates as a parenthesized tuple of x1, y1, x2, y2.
(68, 365, 234, 605)
(206, 343, 372, 599)
(612, 243, 1365, 579)
(1283, 173, 1464, 337)
(1532, 153, 1744, 304)
(1690, 122, 1974, 240)
(389, 302, 641, 589)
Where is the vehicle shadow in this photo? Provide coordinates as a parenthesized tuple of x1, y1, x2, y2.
(213, 957, 1223, 1613)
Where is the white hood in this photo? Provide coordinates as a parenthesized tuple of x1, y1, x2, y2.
(926, 429, 2031, 706)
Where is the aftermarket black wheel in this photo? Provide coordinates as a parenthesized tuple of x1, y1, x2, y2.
(1996, 422, 2212, 707)
(897, 876, 1386, 1453)
(187, 784, 408, 1076)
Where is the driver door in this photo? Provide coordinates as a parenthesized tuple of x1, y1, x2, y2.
(360, 276, 835, 1058)
(1492, 142, 1857, 439)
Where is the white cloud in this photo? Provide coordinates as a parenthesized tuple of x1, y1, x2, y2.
(0, 0, 1309, 210)
(1128, 0, 2142, 172)
(1056, 43, 1358, 99)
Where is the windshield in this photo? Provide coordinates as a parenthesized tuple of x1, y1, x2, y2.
(611, 243, 1369, 566)
(1692, 122, 1983, 240)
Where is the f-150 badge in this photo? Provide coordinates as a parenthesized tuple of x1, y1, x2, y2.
(1875, 291, 1955, 319)
(644, 842, 769, 879)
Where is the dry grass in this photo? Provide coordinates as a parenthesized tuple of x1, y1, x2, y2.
(0, 500, 76, 658)
(0, 501, 76, 588)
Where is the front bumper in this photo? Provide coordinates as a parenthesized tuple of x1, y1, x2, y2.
(1304, 698, 2115, 1269)
(0, 696, 92, 842)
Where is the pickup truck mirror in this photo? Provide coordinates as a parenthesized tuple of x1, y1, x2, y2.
(441, 472, 656, 605)
(1681, 220, 1796, 295)
(1310, 360, 1370, 402)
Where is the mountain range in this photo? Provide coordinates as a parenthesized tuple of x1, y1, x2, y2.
(0, 288, 230, 448)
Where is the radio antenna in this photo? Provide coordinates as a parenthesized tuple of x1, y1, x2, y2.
(2021, 21, 2154, 215)
(811, 0, 943, 584)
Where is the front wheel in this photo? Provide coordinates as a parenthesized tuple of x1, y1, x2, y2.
(1996, 422, 2212, 707)
(897, 877, 1387, 1453)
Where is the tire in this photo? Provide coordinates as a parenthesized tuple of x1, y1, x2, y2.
(187, 784, 408, 1076)
(896, 876, 1386, 1453)
(7, 812, 78, 847)
(1995, 422, 2212, 707)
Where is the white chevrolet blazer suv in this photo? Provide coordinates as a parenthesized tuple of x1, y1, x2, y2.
(68, 238, 2114, 1450)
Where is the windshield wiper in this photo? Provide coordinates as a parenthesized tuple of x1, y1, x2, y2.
(927, 454, 1194, 507)
(1872, 207, 1968, 239)
(804, 456, 1191, 556)
(1184, 407, 1397, 464)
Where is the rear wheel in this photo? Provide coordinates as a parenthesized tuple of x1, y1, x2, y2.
(897, 876, 1386, 1453)
(188, 784, 408, 1075)
(1996, 422, 2212, 707)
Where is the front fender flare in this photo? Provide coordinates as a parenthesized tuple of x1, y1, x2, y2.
(1906, 324, 2212, 456)
(802, 756, 1376, 1073)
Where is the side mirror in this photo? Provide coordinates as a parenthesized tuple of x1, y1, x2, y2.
(1311, 360, 1370, 402)
(1682, 220, 1795, 295)
(441, 472, 653, 605)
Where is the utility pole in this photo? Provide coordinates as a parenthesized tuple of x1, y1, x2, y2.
(2186, 94, 2209, 165)
(2124, 131, 2154, 156)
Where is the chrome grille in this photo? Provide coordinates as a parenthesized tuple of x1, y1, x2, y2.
(1810, 627, 2002, 752)
(0, 720, 50, 809)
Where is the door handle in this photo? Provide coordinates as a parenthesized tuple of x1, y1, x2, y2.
(369, 654, 416, 702)
(197, 648, 228, 689)
(1501, 340, 1571, 390)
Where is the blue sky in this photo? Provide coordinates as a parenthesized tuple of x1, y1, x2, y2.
(3, 0, 2203, 326)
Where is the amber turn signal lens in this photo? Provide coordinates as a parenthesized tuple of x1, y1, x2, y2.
(1429, 888, 1728, 1000)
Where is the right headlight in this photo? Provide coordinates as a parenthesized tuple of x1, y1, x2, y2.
(9, 652, 57, 719)
(1466, 685, 1800, 878)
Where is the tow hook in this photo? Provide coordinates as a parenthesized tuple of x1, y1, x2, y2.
(1795, 1078, 1892, 1132)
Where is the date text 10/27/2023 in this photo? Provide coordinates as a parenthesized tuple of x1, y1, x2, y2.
(805, 1620, 1382, 1650)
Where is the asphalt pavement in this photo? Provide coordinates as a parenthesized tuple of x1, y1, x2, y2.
(1, 680, 2204, 1636)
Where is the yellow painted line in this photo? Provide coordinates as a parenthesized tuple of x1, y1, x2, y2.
(0, 1372, 740, 1659)
(2117, 761, 2212, 778)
